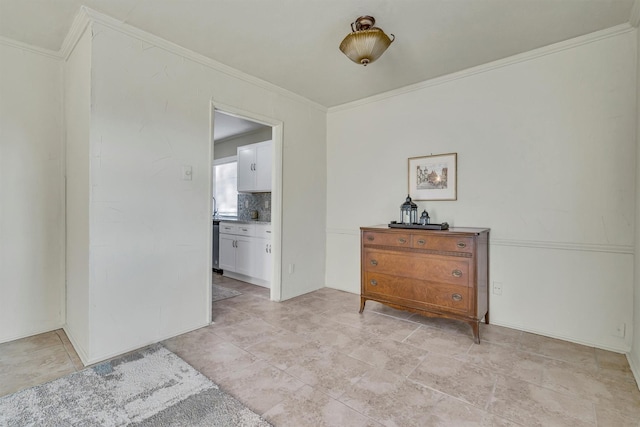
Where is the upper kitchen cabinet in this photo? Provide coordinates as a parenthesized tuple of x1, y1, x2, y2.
(237, 140, 272, 192)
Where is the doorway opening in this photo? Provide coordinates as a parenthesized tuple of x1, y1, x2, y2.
(210, 102, 283, 304)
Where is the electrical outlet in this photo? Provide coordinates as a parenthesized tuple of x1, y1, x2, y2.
(613, 323, 626, 338)
(288, 264, 295, 274)
(492, 281, 503, 295)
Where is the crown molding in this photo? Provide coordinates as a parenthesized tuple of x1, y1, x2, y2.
(64, 7, 326, 113)
(329, 23, 635, 114)
(0, 36, 62, 60)
(630, 0, 640, 27)
(60, 6, 92, 60)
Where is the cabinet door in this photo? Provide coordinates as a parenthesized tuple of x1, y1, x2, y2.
(235, 236, 253, 276)
(253, 239, 271, 281)
(237, 146, 255, 192)
(255, 142, 272, 192)
(219, 235, 236, 272)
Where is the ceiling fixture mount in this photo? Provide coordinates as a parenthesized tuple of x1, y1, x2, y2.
(339, 16, 395, 66)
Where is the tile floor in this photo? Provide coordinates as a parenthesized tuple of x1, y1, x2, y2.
(1, 275, 639, 426)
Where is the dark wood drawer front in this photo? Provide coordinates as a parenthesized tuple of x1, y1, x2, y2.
(411, 235, 473, 253)
(363, 231, 411, 247)
(364, 272, 470, 313)
(364, 249, 469, 286)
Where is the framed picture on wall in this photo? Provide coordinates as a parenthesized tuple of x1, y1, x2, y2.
(408, 153, 457, 201)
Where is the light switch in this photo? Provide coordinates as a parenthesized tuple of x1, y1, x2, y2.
(182, 165, 193, 181)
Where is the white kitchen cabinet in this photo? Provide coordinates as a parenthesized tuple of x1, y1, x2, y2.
(237, 140, 272, 192)
(254, 224, 272, 282)
(219, 221, 271, 287)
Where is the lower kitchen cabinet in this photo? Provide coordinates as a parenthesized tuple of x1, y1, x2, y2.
(219, 221, 271, 287)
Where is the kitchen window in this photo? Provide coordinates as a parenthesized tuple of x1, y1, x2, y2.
(213, 156, 238, 216)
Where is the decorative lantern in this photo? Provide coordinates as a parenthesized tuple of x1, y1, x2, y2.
(420, 210, 431, 225)
(400, 194, 418, 224)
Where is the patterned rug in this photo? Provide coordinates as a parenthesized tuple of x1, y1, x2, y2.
(212, 284, 242, 302)
(0, 344, 270, 427)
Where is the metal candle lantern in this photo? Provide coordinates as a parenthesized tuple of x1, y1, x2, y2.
(400, 194, 418, 224)
(420, 210, 430, 225)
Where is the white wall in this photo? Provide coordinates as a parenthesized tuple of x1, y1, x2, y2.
(631, 25, 640, 383)
(63, 15, 326, 363)
(327, 29, 637, 352)
(0, 43, 65, 343)
(64, 28, 92, 361)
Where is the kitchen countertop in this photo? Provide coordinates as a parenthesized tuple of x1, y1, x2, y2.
(213, 217, 271, 225)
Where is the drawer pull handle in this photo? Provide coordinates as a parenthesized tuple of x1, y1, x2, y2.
(452, 293, 463, 301)
(457, 242, 467, 248)
(367, 235, 375, 241)
(370, 259, 378, 266)
(370, 279, 378, 286)
(452, 269, 463, 278)
(398, 238, 407, 244)
(417, 239, 426, 245)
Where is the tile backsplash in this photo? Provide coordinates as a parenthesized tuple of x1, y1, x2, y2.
(238, 193, 271, 222)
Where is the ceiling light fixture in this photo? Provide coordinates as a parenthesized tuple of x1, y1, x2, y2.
(339, 16, 394, 66)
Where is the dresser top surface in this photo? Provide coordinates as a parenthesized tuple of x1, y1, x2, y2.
(361, 225, 490, 236)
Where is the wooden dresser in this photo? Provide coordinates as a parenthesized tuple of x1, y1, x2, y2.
(360, 225, 490, 343)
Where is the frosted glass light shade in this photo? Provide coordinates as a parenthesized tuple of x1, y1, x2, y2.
(339, 16, 394, 66)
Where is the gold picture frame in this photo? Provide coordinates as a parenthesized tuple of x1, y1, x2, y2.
(408, 153, 457, 201)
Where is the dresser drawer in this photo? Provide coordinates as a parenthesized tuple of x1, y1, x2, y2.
(364, 249, 470, 286)
(363, 231, 411, 248)
(411, 235, 473, 254)
(363, 272, 470, 313)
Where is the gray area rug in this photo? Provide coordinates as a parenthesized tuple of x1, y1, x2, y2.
(0, 344, 270, 427)
(212, 284, 242, 302)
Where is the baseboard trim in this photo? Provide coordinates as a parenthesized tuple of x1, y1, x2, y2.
(628, 353, 640, 391)
(0, 323, 65, 345)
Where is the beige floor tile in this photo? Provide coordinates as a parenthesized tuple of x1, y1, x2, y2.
(594, 403, 640, 427)
(215, 359, 305, 415)
(403, 325, 474, 357)
(4, 276, 639, 427)
(426, 394, 523, 427)
(262, 384, 382, 427)
(347, 337, 428, 377)
(210, 316, 287, 349)
(518, 332, 597, 369)
(338, 368, 444, 427)
(0, 344, 76, 396)
(488, 375, 597, 426)
(211, 304, 257, 326)
(245, 331, 324, 371)
(409, 353, 497, 409)
(0, 331, 62, 357)
(55, 329, 85, 370)
(460, 340, 546, 385)
(285, 348, 371, 398)
(595, 348, 637, 383)
(366, 300, 415, 320)
(479, 323, 522, 347)
(326, 309, 421, 342)
(304, 322, 379, 354)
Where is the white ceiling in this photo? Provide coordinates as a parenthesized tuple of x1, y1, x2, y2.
(213, 111, 269, 141)
(0, 0, 636, 107)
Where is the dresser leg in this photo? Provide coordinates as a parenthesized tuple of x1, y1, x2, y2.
(359, 297, 366, 313)
(484, 311, 490, 325)
(471, 321, 480, 344)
